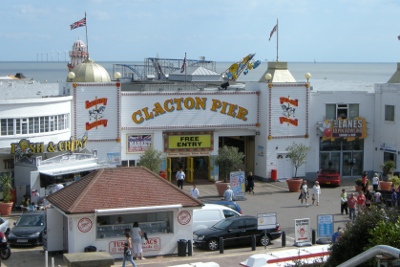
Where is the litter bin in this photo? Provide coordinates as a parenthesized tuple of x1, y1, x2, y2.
(271, 169, 278, 181)
(84, 245, 97, 252)
(177, 239, 187, 256)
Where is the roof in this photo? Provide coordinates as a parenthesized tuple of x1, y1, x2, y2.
(67, 58, 111, 83)
(47, 166, 203, 214)
(168, 66, 222, 82)
(259, 61, 296, 82)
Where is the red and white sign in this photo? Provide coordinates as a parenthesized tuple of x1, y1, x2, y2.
(177, 210, 191, 225)
(109, 238, 161, 254)
(77, 217, 93, 233)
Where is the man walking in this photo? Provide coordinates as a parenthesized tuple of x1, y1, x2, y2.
(176, 168, 185, 189)
(223, 185, 234, 201)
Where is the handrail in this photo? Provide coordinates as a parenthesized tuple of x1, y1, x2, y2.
(337, 245, 400, 267)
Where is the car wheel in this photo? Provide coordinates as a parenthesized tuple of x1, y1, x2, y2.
(259, 234, 270, 246)
(207, 238, 219, 251)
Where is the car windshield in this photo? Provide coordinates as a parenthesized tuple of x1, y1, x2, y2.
(211, 219, 233, 230)
(16, 214, 44, 227)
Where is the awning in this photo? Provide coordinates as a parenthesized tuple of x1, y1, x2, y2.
(38, 163, 107, 176)
(95, 205, 183, 216)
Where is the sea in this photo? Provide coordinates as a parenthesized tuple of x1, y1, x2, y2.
(0, 61, 397, 93)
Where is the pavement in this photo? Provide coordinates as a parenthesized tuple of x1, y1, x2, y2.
(2, 177, 360, 267)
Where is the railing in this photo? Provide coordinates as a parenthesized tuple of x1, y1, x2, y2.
(337, 245, 400, 267)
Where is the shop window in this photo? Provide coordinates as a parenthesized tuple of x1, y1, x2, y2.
(384, 152, 396, 168)
(3, 159, 13, 170)
(96, 211, 173, 239)
(121, 160, 136, 167)
(385, 105, 395, 122)
(325, 104, 359, 120)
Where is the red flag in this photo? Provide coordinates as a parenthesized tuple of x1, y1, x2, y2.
(70, 17, 86, 30)
(269, 24, 277, 41)
(180, 54, 186, 73)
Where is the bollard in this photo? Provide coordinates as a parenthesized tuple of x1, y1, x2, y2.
(282, 231, 286, 247)
(251, 235, 256, 251)
(219, 237, 224, 254)
(187, 240, 193, 256)
(312, 229, 316, 245)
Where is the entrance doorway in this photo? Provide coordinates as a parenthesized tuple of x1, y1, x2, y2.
(167, 156, 210, 183)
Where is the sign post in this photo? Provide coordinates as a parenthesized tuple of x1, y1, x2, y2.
(257, 213, 277, 249)
(317, 214, 333, 244)
(294, 218, 312, 247)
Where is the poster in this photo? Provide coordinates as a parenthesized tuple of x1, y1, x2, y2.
(127, 134, 152, 153)
(295, 218, 311, 243)
(230, 171, 245, 198)
(317, 214, 333, 238)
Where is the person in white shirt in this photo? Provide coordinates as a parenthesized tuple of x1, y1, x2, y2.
(312, 181, 321, 206)
(223, 185, 234, 201)
(190, 184, 200, 199)
(176, 169, 185, 189)
(372, 173, 379, 192)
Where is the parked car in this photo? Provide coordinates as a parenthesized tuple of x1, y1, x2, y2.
(193, 204, 241, 232)
(202, 200, 243, 214)
(193, 215, 281, 251)
(8, 211, 45, 246)
(317, 169, 341, 186)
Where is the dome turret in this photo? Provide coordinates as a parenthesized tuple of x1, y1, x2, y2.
(66, 58, 111, 83)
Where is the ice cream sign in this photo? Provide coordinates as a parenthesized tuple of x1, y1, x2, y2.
(317, 117, 367, 141)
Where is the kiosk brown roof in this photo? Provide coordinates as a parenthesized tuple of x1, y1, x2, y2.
(47, 166, 203, 214)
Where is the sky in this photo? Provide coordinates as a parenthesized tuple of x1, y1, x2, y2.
(1, 0, 400, 63)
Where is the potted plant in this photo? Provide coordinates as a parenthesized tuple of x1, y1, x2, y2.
(355, 178, 370, 192)
(380, 160, 395, 180)
(214, 146, 245, 196)
(0, 173, 14, 216)
(285, 142, 309, 192)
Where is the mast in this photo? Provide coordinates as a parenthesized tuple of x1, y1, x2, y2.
(276, 19, 279, 62)
(85, 12, 89, 59)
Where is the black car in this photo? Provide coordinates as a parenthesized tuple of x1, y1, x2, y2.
(8, 211, 45, 246)
(193, 215, 281, 251)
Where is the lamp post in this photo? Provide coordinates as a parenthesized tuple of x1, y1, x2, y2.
(114, 72, 121, 81)
(265, 73, 272, 82)
(68, 72, 75, 81)
(305, 72, 311, 82)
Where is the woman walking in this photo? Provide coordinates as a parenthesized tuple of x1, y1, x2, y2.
(312, 181, 321, 205)
(131, 221, 145, 260)
(122, 232, 137, 267)
(246, 171, 255, 194)
(300, 180, 309, 206)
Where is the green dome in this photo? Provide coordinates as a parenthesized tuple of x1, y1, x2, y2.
(67, 58, 111, 82)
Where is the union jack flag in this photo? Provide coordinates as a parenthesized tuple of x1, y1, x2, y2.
(269, 24, 277, 41)
(70, 17, 86, 30)
(180, 54, 186, 73)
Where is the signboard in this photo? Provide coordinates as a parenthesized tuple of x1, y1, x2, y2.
(317, 214, 334, 238)
(230, 171, 245, 198)
(294, 218, 311, 243)
(168, 134, 211, 149)
(257, 213, 277, 230)
(320, 117, 367, 141)
(127, 134, 152, 153)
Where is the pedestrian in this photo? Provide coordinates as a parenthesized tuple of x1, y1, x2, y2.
(122, 232, 137, 267)
(246, 171, 255, 194)
(374, 190, 383, 206)
(341, 189, 348, 215)
(348, 193, 357, 221)
(131, 221, 145, 260)
(190, 184, 200, 199)
(391, 187, 398, 208)
(300, 180, 309, 206)
(365, 190, 373, 208)
(332, 227, 342, 243)
(372, 173, 379, 192)
(176, 168, 185, 189)
(357, 191, 366, 213)
(361, 171, 368, 193)
(223, 185, 234, 201)
(312, 181, 321, 205)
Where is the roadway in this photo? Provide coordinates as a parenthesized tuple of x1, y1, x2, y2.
(3, 177, 358, 267)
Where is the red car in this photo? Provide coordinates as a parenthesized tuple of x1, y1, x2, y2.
(317, 169, 341, 186)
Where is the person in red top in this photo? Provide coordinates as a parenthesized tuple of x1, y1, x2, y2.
(361, 171, 368, 193)
(347, 193, 357, 221)
(357, 191, 366, 213)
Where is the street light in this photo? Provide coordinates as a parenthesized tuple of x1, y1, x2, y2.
(305, 72, 311, 82)
(114, 72, 121, 81)
(265, 73, 272, 82)
(68, 72, 75, 80)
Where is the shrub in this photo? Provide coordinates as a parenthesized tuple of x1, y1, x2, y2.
(388, 176, 400, 188)
(355, 178, 369, 186)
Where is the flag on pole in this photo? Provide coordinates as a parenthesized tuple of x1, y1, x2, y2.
(269, 24, 277, 41)
(180, 54, 186, 73)
(70, 17, 86, 30)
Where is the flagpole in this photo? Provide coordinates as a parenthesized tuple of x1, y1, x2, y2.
(184, 52, 187, 87)
(85, 12, 89, 59)
(276, 19, 279, 62)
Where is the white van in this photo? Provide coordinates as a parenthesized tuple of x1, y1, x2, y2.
(192, 204, 241, 232)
